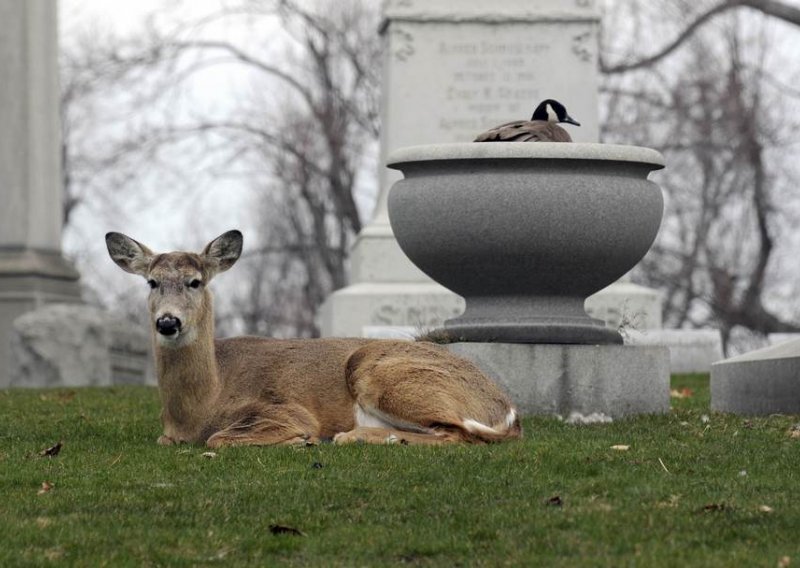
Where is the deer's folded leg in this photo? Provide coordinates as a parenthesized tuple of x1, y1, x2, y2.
(205, 402, 321, 448)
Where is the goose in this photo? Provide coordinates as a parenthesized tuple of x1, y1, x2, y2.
(474, 99, 580, 142)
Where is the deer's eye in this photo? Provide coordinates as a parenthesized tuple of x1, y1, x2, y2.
(188, 279, 202, 289)
(147, 279, 159, 290)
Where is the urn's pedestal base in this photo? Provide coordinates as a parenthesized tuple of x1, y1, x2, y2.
(442, 318, 622, 345)
(442, 295, 623, 345)
(447, 342, 670, 418)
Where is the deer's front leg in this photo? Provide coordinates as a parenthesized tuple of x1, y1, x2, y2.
(205, 403, 321, 448)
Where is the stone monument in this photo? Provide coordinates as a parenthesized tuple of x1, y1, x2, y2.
(1, 0, 152, 388)
(0, 0, 82, 387)
(319, 0, 663, 338)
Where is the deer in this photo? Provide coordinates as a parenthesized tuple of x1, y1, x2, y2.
(105, 230, 522, 448)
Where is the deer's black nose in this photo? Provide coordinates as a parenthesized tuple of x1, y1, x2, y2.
(156, 315, 182, 336)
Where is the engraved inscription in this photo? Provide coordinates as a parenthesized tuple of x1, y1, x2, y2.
(371, 303, 463, 328)
(392, 26, 415, 62)
(431, 39, 553, 141)
(571, 31, 594, 62)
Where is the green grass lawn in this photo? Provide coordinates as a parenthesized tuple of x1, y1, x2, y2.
(1, 375, 799, 566)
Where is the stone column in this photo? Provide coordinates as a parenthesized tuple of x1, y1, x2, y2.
(0, 0, 81, 386)
(319, 0, 661, 337)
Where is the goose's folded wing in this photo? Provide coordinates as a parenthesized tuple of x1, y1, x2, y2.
(474, 121, 572, 142)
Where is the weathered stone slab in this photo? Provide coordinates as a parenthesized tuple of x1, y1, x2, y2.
(9, 304, 153, 388)
(626, 329, 723, 374)
(711, 339, 800, 415)
(448, 342, 670, 417)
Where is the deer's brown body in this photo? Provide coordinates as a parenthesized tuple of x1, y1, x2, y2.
(106, 230, 521, 447)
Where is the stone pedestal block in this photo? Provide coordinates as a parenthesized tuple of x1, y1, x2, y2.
(448, 342, 670, 417)
(9, 304, 153, 388)
(711, 339, 800, 415)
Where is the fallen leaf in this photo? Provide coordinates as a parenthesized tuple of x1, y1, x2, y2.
(201, 452, 217, 459)
(57, 391, 76, 403)
(545, 495, 563, 507)
(610, 445, 630, 451)
(39, 441, 63, 458)
(38, 391, 77, 404)
(44, 547, 65, 561)
(787, 424, 800, 439)
(211, 549, 230, 561)
(37, 481, 53, 495)
(269, 524, 305, 536)
(778, 556, 791, 568)
(759, 505, 774, 513)
(743, 420, 754, 429)
(670, 388, 694, 399)
(36, 517, 52, 528)
(656, 494, 681, 509)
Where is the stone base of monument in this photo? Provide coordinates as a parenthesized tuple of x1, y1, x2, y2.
(711, 339, 800, 415)
(9, 304, 154, 388)
(319, 281, 464, 338)
(625, 329, 723, 374)
(447, 342, 670, 418)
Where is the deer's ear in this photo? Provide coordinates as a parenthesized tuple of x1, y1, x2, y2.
(202, 230, 243, 277)
(106, 232, 154, 276)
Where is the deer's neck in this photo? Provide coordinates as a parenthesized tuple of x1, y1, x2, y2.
(154, 314, 220, 440)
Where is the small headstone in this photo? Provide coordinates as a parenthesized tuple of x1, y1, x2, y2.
(711, 339, 800, 415)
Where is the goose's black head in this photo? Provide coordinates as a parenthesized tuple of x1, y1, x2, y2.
(532, 99, 581, 126)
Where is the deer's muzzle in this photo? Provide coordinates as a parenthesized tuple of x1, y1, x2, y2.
(156, 315, 182, 336)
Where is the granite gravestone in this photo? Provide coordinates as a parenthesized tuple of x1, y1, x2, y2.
(319, 0, 662, 337)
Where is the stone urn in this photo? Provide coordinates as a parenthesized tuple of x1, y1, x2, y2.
(387, 143, 665, 345)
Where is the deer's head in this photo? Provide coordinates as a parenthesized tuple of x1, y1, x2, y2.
(106, 230, 243, 348)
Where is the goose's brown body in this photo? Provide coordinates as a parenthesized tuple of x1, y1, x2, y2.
(474, 120, 573, 142)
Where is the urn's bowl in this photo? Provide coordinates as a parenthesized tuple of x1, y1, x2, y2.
(387, 143, 665, 344)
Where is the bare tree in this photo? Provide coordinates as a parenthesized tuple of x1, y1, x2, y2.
(61, 0, 382, 337)
(601, 0, 800, 74)
(601, 1, 800, 350)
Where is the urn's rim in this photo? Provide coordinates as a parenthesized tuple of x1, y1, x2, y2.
(387, 142, 665, 170)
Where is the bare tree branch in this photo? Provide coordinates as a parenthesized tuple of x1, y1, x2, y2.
(601, 0, 800, 74)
